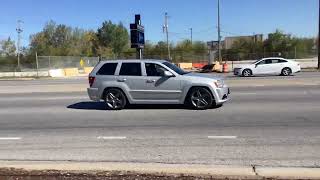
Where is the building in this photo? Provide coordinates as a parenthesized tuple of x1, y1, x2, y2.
(223, 34, 263, 49)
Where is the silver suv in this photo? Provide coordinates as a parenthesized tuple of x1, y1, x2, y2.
(87, 59, 230, 110)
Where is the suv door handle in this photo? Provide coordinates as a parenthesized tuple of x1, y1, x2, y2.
(146, 79, 156, 83)
(117, 79, 127, 82)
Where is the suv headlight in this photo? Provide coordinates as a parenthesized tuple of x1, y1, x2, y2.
(214, 80, 224, 88)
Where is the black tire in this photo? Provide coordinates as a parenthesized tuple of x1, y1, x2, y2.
(104, 88, 127, 110)
(185, 87, 214, 110)
(281, 67, 292, 76)
(242, 69, 252, 77)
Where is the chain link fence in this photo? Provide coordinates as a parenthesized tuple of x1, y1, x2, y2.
(0, 50, 317, 74)
(37, 56, 99, 70)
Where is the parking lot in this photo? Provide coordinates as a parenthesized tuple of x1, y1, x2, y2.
(0, 72, 319, 167)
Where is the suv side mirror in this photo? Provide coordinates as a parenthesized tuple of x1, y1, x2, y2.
(164, 71, 174, 77)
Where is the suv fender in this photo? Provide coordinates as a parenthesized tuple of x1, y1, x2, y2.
(181, 84, 218, 104)
(98, 82, 133, 103)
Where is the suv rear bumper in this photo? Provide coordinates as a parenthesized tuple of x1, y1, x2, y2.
(87, 88, 100, 101)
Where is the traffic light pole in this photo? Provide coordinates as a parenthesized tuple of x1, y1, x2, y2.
(318, 0, 320, 69)
(137, 48, 143, 59)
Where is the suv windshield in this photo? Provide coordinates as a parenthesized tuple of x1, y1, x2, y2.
(162, 62, 189, 75)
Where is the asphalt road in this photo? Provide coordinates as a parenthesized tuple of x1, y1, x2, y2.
(0, 72, 320, 167)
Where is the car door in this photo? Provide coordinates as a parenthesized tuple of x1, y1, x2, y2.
(254, 59, 272, 75)
(117, 62, 146, 100)
(141, 62, 182, 101)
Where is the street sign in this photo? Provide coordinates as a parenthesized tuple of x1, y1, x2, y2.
(130, 15, 145, 49)
(80, 58, 85, 67)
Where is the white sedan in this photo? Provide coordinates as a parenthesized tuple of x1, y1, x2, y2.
(233, 58, 301, 77)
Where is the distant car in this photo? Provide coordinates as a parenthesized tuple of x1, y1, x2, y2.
(87, 59, 230, 110)
(233, 58, 301, 77)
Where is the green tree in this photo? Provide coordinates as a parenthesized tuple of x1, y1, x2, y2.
(97, 21, 129, 57)
(0, 37, 16, 56)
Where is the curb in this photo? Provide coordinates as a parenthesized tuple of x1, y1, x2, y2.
(0, 161, 320, 179)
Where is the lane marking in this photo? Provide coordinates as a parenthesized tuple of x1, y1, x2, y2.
(208, 136, 237, 139)
(97, 136, 127, 140)
(0, 137, 22, 140)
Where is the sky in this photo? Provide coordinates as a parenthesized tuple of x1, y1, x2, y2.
(0, 0, 318, 47)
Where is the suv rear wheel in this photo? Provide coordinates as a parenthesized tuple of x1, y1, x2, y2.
(186, 87, 214, 110)
(104, 88, 127, 110)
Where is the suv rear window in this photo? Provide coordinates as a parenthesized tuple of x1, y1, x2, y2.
(119, 63, 142, 76)
(97, 63, 118, 75)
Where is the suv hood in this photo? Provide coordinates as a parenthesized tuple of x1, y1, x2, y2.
(183, 72, 223, 80)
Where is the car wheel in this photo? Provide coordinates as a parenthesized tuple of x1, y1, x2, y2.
(242, 69, 252, 77)
(104, 88, 127, 110)
(187, 87, 214, 110)
(281, 68, 292, 76)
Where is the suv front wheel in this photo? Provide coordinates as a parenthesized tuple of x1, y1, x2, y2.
(186, 87, 214, 110)
(104, 88, 127, 110)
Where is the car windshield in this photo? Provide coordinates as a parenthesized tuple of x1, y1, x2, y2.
(162, 61, 189, 75)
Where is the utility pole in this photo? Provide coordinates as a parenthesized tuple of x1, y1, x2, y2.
(189, 28, 193, 45)
(163, 12, 171, 60)
(16, 20, 23, 70)
(217, 0, 222, 62)
(318, 0, 320, 69)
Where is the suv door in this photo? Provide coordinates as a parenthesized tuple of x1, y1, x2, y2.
(142, 62, 182, 101)
(118, 62, 146, 100)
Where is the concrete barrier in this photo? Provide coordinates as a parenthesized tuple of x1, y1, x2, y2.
(178, 63, 193, 69)
(64, 68, 79, 77)
(0, 71, 49, 77)
(84, 67, 94, 74)
(49, 69, 65, 77)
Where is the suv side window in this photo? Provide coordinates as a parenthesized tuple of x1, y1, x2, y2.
(119, 63, 142, 76)
(96, 63, 118, 75)
(145, 63, 168, 76)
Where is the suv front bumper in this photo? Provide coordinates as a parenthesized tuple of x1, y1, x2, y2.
(215, 86, 230, 104)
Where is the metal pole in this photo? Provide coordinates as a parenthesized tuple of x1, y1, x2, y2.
(190, 28, 193, 45)
(318, 0, 320, 69)
(36, 52, 39, 77)
(16, 20, 23, 71)
(165, 13, 171, 60)
(217, 0, 222, 62)
(49, 56, 51, 69)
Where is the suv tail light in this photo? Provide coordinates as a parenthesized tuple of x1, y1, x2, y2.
(89, 76, 95, 87)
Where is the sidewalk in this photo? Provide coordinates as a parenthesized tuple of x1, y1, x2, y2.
(0, 161, 320, 179)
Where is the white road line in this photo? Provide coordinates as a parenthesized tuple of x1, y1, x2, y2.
(208, 136, 237, 139)
(97, 136, 127, 140)
(0, 137, 22, 140)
